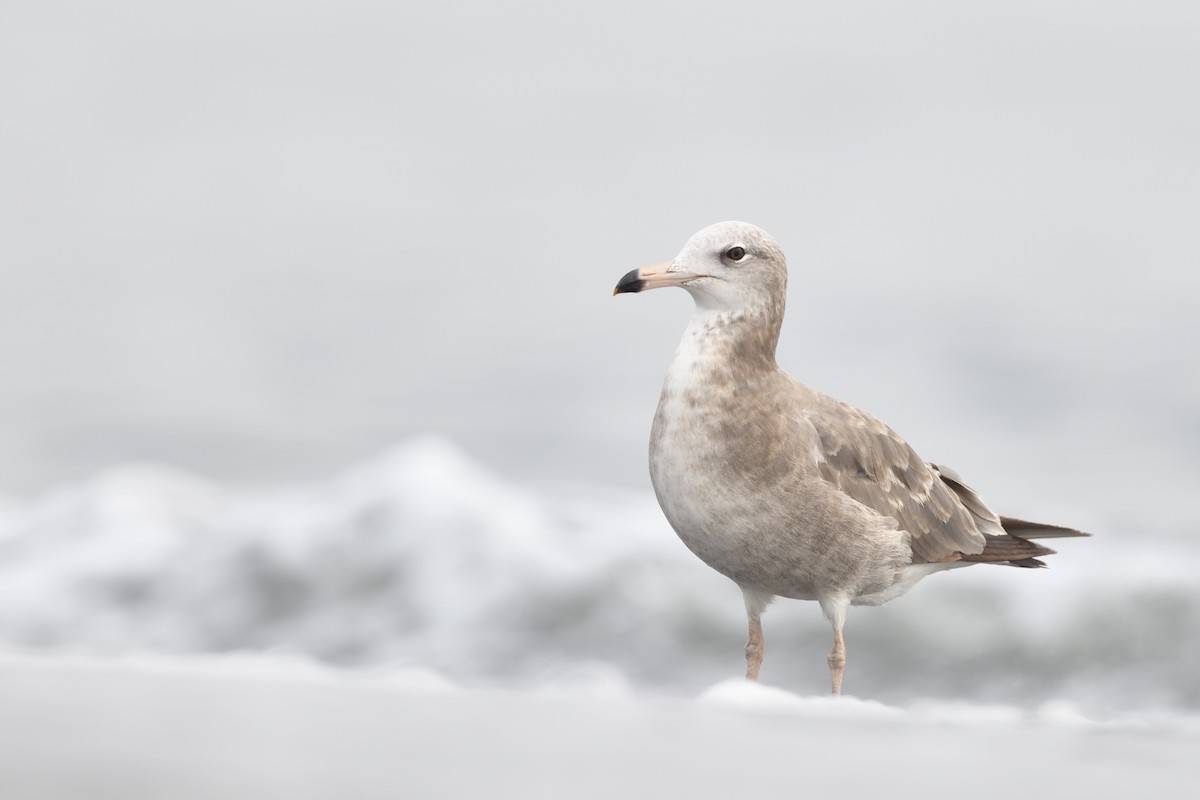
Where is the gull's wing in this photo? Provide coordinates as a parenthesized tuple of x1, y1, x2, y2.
(800, 398, 1083, 566)
(801, 399, 988, 563)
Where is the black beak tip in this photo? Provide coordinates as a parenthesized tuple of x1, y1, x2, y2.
(613, 268, 645, 295)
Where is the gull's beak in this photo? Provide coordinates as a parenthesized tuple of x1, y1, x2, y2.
(613, 261, 701, 295)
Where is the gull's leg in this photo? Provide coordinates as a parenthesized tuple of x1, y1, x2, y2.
(746, 611, 764, 681)
(827, 627, 846, 696)
(819, 594, 850, 696)
(741, 587, 772, 682)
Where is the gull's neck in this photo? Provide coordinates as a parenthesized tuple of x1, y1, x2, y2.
(672, 301, 783, 378)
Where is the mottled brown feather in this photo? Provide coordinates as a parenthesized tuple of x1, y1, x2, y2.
(803, 399, 987, 564)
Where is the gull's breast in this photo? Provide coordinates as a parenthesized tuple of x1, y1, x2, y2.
(647, 359, 828, 598)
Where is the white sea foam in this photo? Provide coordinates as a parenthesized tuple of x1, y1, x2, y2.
(0, 436, 1193, 715)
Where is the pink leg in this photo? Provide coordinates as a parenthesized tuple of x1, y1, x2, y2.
(741, 588, 771, 682)
(745, 613, 764, 681)
(827, 627, 846, 695)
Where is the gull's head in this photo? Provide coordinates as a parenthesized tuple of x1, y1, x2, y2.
(613, 221, 787, 313)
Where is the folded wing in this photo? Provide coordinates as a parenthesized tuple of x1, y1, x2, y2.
(803, 400, 1088, 567)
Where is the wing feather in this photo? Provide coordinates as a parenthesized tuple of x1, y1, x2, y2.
(803, 400, 987, 563)
(929, 463, 1008, 538)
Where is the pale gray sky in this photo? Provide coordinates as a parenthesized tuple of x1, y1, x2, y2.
(1, 1, 1197, 536)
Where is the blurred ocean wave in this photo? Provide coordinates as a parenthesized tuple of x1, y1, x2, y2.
(0, 435, 1192, 714)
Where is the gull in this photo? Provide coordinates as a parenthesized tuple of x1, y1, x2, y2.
(614, 221, 1087, 695)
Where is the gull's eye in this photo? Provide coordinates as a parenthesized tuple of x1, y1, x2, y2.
(723, 246, 747, 262)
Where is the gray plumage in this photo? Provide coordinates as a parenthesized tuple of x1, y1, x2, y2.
(615, 220, 1088, 694)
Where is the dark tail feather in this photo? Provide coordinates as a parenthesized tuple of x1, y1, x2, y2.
(958, 516, 1088, 569)
(999, 516, 1091, 539)
(960, 534, 1057, 566)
